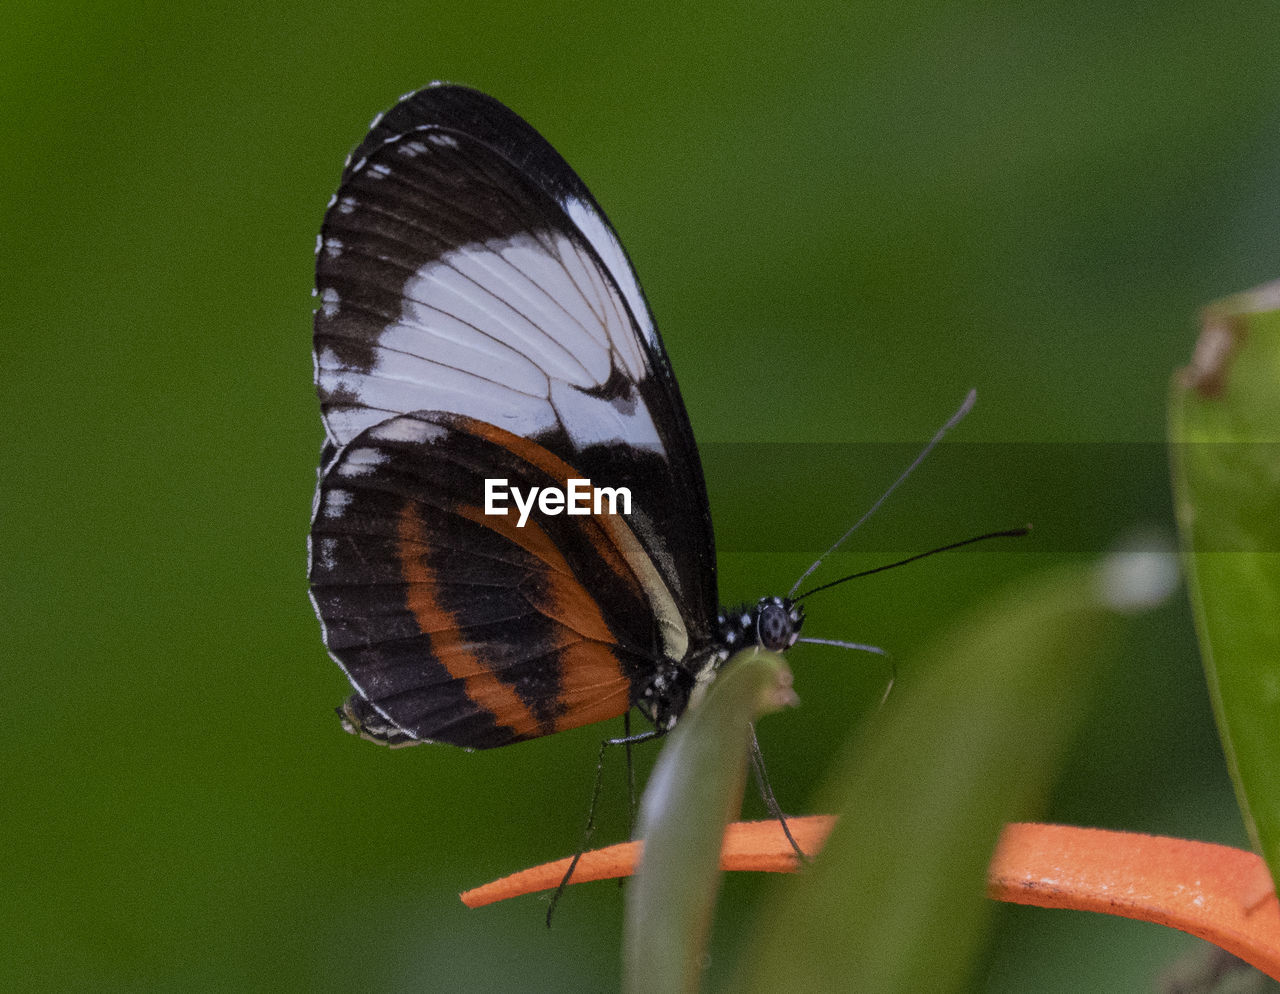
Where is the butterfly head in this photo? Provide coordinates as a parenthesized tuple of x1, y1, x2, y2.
(716, 596, 805, 656)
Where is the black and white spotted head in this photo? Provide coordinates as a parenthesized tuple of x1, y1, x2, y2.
(715, 596, 806, 660)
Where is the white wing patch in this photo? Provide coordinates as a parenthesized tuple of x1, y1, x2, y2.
(564, 195, 658, 352)
(318, 229, 661, 451)
(368, 416, 450, 446)
(412, 234, 610, 383)
(333, 445, 389, 478)
(320, 287, 340, 318)
(323, 488, 353, 517)
(551, 378, 661, 450)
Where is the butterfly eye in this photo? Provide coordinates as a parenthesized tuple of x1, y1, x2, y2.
(757, 601, 794, 652)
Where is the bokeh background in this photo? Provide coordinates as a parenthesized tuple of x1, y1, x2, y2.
(5, 2, 1280, 990)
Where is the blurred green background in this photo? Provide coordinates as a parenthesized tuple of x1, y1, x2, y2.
(5, 2, 1279, 990)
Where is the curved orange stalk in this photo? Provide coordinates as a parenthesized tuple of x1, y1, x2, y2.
(459, 816, 835, 908)
(990, 822, 1280, 979)
(460, 818, 1280, 980)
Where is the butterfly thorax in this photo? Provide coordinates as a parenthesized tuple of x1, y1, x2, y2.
(636, 596, 805, 731)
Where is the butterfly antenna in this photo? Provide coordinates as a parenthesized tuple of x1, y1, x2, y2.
(793, 526, 1031, 602)
(791, 524, 1029, 709)
(788, 389, 977, 598)
(795, 638, 897, 706)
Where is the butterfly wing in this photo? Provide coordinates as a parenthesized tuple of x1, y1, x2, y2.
(314, 83, 715, 628)
(310, 85, 716, 743)
(310, 412, 693, 748)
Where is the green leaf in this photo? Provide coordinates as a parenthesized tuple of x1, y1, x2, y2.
(735, 556, 1173, 992)
(1169, 279, 1280, 882)
(622, 649, 796, 994)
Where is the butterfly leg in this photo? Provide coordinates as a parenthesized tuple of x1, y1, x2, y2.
(624, 710, 638, 835)
(545, 717, 665, 928)
(749, 725, 808, 864)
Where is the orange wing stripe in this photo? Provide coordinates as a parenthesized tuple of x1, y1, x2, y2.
(455, 502, 573, 577)
(456, 501, 618, 645)
(400, 488, 632, 736)
(457, 417, 646, 604)
(550, 642, 634, 733)
(398, 502, 540, 737)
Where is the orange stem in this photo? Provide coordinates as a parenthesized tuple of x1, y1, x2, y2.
(989, 822, 1280, 979)
(460, 818, 1280, 980)
(459, 816, 835, 908)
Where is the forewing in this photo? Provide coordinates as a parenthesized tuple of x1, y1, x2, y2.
(313, 84, 717, 630)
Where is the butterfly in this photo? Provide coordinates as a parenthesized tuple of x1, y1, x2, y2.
(307, 84, 996, 756)
(309, 83, 808, 752)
